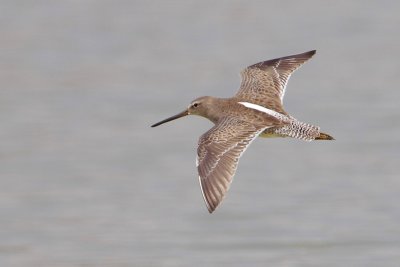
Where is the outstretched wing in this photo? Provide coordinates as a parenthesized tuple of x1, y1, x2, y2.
(196, 117, 268, 213)
(235, 50, 316, 114)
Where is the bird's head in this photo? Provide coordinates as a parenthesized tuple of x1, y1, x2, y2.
(151, 96, 214, 127)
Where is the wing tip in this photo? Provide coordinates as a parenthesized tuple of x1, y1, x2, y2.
(295, 49, 316, 59)
(247, 49, 317, 70)
(305, 49, 316, 57)
(199, 176, 217, 214)
(206, 200, 219, 213)
(207, 205, 215, 213)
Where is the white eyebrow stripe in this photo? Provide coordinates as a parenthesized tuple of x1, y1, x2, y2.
(238, 101, 283, 120)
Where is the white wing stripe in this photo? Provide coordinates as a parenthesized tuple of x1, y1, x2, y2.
(238, 101, 288, 121)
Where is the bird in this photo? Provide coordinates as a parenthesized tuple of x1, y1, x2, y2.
(151, 50, 334, 213)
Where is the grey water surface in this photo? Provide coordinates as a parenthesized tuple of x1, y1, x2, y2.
(1, 1, 400, 266)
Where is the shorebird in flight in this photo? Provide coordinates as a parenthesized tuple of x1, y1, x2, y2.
(151, 50, 334, 213)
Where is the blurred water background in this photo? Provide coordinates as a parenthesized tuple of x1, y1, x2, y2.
(1, 1, 400, 266)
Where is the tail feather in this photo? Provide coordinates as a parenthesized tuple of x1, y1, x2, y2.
(264, 121, 334, 141)
(272, 121, 320, 141)
(261, 115, 334, 141)
(315, 132, 335, 140)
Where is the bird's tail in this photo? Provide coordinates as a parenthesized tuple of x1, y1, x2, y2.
(270, 120, 320, 141)
(315, 132, 335, 140)
(265, 120, 334, 141)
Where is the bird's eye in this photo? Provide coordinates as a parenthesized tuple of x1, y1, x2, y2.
(193, 103, 199, 108)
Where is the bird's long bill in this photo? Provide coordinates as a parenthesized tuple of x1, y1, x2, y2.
(151, 110, 189, 127)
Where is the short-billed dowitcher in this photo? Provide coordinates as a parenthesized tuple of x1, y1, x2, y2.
(151, 50, 334, 213)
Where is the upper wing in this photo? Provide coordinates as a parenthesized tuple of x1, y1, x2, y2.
(196, 117, 267, 213)
(234, 50, 316, 114)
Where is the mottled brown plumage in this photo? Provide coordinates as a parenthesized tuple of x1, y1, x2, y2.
(235, 50, 316, 114)
(196, 117, 276, 212)
(152, 50, 334, 213)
